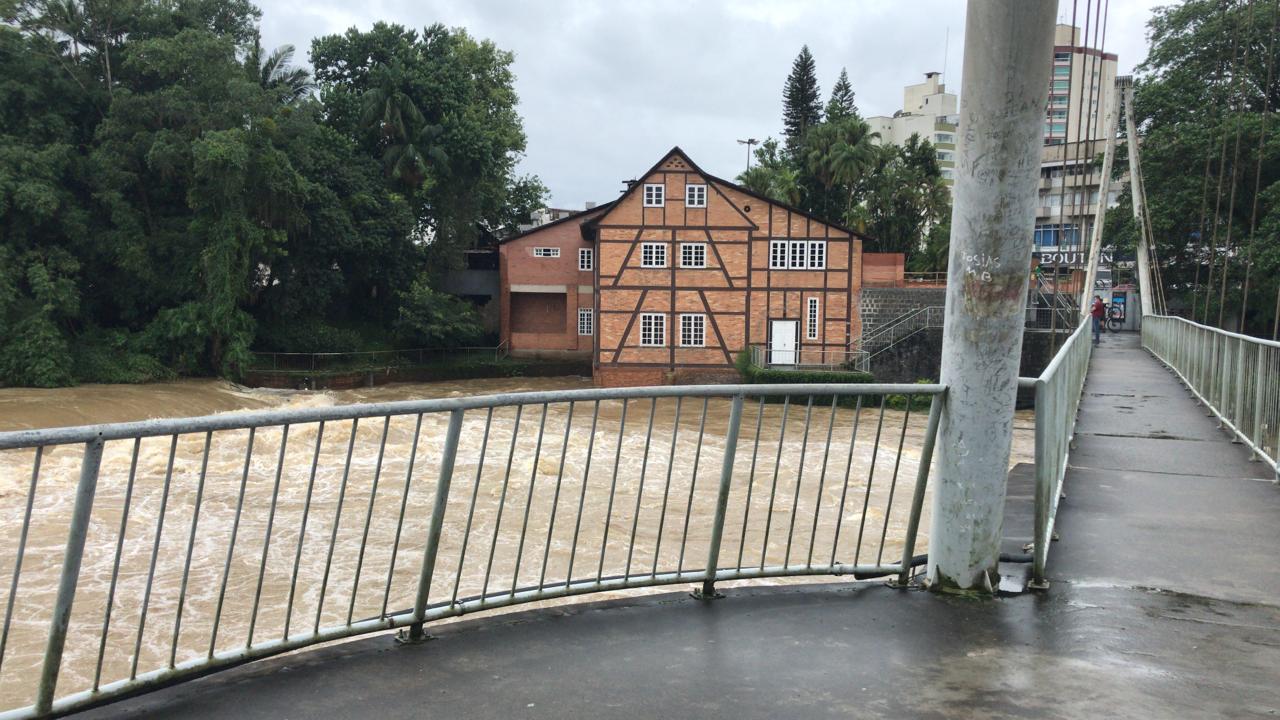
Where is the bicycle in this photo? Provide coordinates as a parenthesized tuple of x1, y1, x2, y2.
(1106, 305, 1124, 332)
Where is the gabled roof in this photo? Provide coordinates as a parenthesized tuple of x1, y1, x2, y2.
(586, 146, 875, 243)
(498, 201, 617, 244)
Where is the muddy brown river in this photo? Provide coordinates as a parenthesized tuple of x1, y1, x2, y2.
(0, 378, 1035, 709)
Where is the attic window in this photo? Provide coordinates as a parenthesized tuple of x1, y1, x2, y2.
(644, 184, 665, 207)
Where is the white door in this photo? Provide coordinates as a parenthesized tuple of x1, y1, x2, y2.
(770, 320, 798, 365)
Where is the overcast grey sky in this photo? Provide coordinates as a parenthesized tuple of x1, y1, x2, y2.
(257, 0, 1164, 209)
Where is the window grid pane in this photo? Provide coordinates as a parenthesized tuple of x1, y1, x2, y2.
(680, 314, 705, 347)
(807, 297, 820, 340)
(640, 313, 665, 346)
(578, 248, 593, 271)
(685, 184, 707, 207)
(578, 308, 593, 336)
(680, 243, 706, 268)
(789, 241, 807, 269)
(770, 241, 787, 269)
(644, 184, 665, 207)
(808, 241, 826, 269)
(641, 243, 667, 268)
(533, 247, 560, 257)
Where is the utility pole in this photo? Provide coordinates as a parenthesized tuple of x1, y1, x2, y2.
(1121, 78, 1155, 319)
(928, 0, 1056, 595)
(1081, 80, 1121, 309)
(737, 138, 758, 170)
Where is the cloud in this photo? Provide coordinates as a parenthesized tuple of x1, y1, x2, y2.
(255, 0, 1163, 209)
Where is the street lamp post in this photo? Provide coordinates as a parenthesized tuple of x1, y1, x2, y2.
(737, 138, 758, 170)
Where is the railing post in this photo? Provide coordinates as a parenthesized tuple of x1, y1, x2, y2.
(403, 409, 464, 642)
(36, 436, 104, 715)
(1252, 343, 1265, 461)
(698, 393, 744, 599)
(897, 393, 944, 586)
(1031, 377, 1050, 588)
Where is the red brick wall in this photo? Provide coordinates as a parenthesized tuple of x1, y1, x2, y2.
(510, 293, 566, 332)
(500, 208, 606, 357)
(862, 253, 906, 287)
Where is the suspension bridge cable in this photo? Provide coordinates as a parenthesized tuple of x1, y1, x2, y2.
(1202, 0, 1243, 324)
(1075, 0, 1105, 302)
(1191, 2, 1235, 320)
(1239, 0, 1278, 332)
(1216, 0, 1257, 328)
(1050, 0, 1083, 347)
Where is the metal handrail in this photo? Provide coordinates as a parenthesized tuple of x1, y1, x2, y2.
(1022, 317, 1092, 586)
(0, 382, 945, 718)
(1142, 315, 1279, 476)
(856, 306, 945, 356)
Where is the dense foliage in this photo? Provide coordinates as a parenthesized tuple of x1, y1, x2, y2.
(744, 48, 951, 268)
(0, 0, 543, 386)
(1111, 0, 1279, 336)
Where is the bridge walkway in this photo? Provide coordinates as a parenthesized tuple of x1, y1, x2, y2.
(78, 332, 1280, 720)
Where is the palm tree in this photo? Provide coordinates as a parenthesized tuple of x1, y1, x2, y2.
(360, 60, 424, 143)
(245, 34, 314, 103)
(360, 61, 447, 188)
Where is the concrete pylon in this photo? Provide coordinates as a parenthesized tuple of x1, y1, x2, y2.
(927, 0, 1057, 594)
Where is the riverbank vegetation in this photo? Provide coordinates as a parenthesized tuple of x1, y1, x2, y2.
(0, 0, 544, 386)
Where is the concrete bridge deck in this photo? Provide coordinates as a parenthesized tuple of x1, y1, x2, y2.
(78, 333, 1280, 719)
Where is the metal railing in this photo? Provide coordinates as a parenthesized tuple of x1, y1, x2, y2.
(747, 346, 870, 372)
(857, 307, 945, 359)
(1021, 318, 1092, 586)
(247, 344, 509, 374)
(1142, 315, 1279, 476)
(0, 382, 943, 718)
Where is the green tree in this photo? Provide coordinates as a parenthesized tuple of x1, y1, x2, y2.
(825, 67, 858, 121)
(782, 45, 822, 155)
(312, 22, 542, 276)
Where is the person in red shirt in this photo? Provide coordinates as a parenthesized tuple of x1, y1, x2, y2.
(1090, 295, 1106, 346)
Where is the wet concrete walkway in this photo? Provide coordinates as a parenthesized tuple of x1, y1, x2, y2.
(81, 332, 1280, 719)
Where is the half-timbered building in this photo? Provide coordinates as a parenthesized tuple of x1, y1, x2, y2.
(588, 148, 867, 387)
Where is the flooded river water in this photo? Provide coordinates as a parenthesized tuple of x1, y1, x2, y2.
(0, 377, 1035, 709)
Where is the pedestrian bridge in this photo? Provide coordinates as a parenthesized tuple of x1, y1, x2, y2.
(0, 317, 1276, 719)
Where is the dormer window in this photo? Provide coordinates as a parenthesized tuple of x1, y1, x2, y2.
(685, 184, 707, 207)
(643, 184, 665, 207)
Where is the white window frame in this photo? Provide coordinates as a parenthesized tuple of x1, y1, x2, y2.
(533, 247, 560, 258)
(788, 240, 807, 269)
(578, 248, 593, 271)
(807, 241, 826, 269)
(680, 243, 707, 268)
(643, 184, 665, 207)
(680, 314, 706, 347)
(807, 297, 820, 340)
(578, 308, 593, 336)
(641, 242, 667, 268)
(685, 184, 707, 208)
(769, 240, 788, 269)
(640, 313, 666, 347)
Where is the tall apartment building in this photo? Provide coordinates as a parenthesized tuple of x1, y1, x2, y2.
(866, 72, 959, 190)
(1034, 24, 1120, 290)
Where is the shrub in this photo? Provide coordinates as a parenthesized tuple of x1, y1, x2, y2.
(73, 327, 174, 384)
